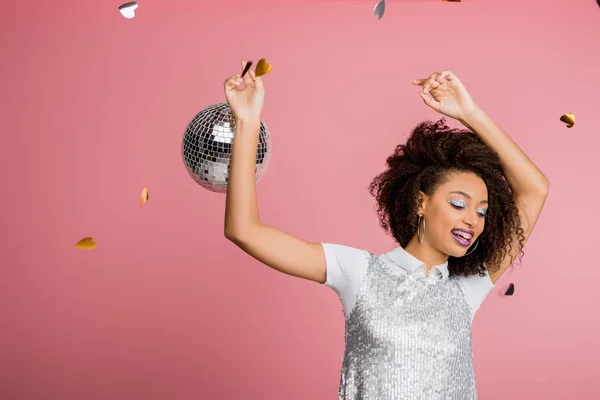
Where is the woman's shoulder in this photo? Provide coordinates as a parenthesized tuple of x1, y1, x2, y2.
(454, 266, 496, 322)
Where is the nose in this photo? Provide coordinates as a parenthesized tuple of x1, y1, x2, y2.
(463, 210, 480, 229)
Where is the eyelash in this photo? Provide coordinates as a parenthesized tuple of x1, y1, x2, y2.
(448, 200, 487, 217)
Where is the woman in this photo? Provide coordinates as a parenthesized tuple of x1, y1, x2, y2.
(223, 62, 549, 399)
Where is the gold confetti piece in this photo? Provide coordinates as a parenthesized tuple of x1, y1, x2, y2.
(75, 237, 96, 250)
(560, 113, 575, 128)
(373, 0, 385, 20)
(504, 283, 515, 296)
(140, 187, 149, 207)
(443, 0, 462, 2)
(255, 58, 272, 77)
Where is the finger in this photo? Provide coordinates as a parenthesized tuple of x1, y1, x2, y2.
(226, 74, 242, 86)
(434, 72, 446, 83)
(423, 79, 436, 93)
(224, 75, 242, 90)
(440, 70, 463, 88)
(419, 91, 441, 110)
(416, 71, 448, 91)
(440, 70, 457, 80)
(428, 77, 440, 88)
(249, 69, 265, 91)
(242, 71, 253, 86)
(223, 76, 234, 88)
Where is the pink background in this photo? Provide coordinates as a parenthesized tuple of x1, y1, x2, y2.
(2, 0, 600, 399)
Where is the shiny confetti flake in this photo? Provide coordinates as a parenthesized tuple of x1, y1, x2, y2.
(241, 61, 253, 78)
(119, 2, 138, 19)
(504, 283, 515, 296)
(140, 187, 149, 207)
(255, 58, 272, 77)
(560, 113, 575, 128)
(373, 0, 385, 19)
(75, 237, 96, 250)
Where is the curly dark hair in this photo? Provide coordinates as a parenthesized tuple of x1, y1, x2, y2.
(368, 118, 525, 278)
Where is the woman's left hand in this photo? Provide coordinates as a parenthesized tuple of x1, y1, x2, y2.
(412, 70, 479, 121)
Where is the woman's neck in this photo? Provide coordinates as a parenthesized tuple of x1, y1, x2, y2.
(404, 236, 449, 270)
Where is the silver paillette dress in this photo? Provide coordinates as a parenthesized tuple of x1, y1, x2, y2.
(338, 254, 477, 400)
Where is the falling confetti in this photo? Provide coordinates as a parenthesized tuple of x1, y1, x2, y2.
(560, 113, 575, 128)
(443, 0, 462, 2)
(504, 283, 515, 296)
(75, 237, 96, 250)
(241, 61, 253, 78)
(140, 187, 149, 207)
(119, 2, 138, 19)
(254, 58, 272, 77)
(373, 0, 385, 20)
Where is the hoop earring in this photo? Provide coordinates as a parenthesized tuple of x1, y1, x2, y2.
(464, 239, 479, 256)
(417, 215, 425, 244)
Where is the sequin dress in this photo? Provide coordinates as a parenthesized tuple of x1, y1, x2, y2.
(321, 244, 495, 400)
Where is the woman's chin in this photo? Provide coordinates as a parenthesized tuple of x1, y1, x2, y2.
(445, 244, 470, 258)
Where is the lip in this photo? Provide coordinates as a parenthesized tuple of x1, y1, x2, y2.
(451, 230, 473, 247)
(452, 228, 474, 236)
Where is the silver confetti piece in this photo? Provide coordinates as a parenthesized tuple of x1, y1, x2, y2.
(118, 2, 138, 19)
(373, 0, 385, 20)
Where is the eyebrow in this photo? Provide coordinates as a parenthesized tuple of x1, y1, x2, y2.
(449, 191, 488, 205)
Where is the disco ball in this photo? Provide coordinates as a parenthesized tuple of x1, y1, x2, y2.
(182, 102, 272, 193)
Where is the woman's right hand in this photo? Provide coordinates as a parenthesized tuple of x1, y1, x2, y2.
(224, 61, 265, 124)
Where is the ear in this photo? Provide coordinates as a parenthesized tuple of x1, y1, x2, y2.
(417, 191, 427, 215)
